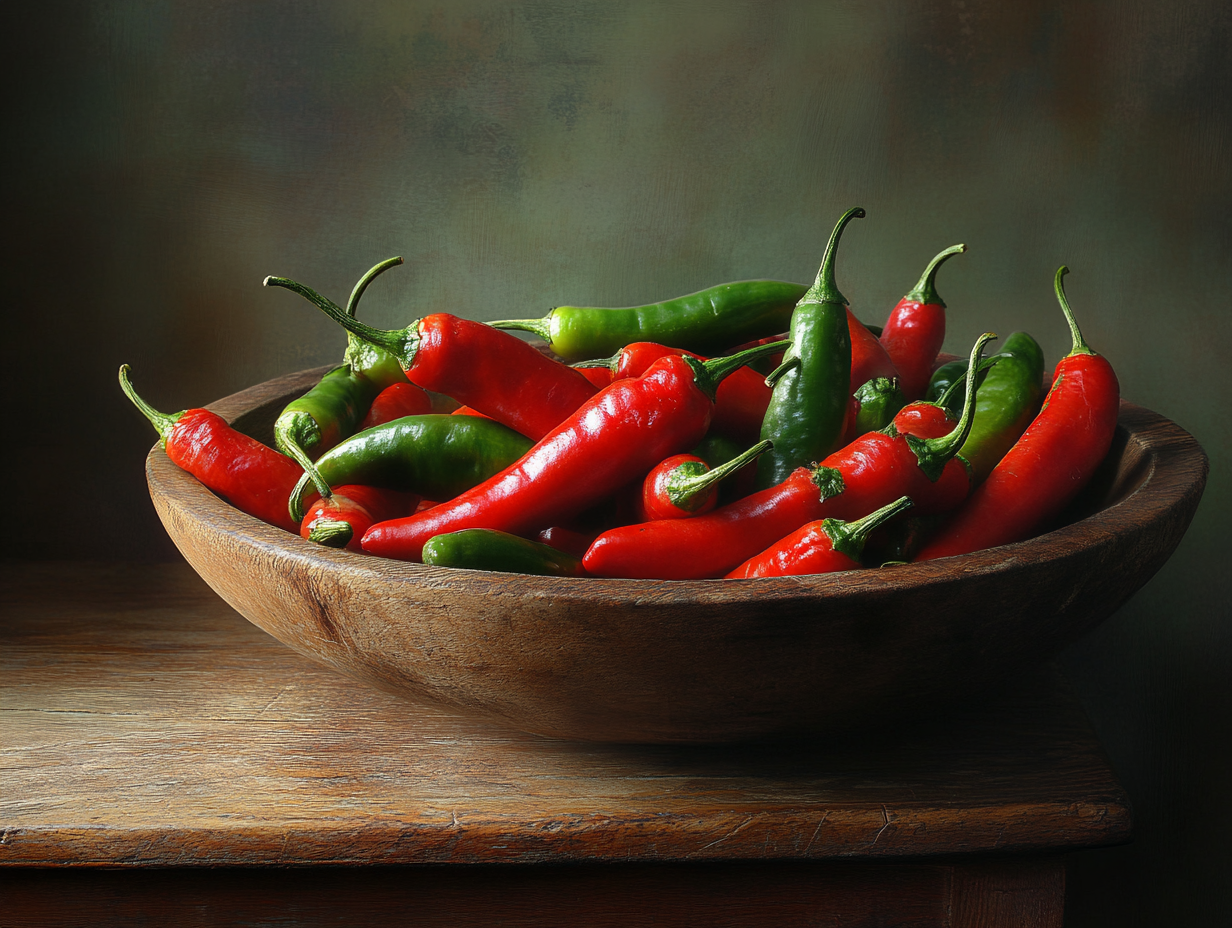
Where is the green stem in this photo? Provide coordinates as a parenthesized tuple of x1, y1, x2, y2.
(763, 355, 800, 388)
(904, 243, 966, 307)
(801, 207, 865, 306)
(118, 365, 182, 446)
(308, 519, 354, 548)
(570, 348, 622, 373)
(274, 425, 334, 504)
(264, 275, 420, 368)
(690, 340, 788, 400)
(823, 495, 915, 561)
(1054, 266, 1094, 356)
(666, 440, 772, 510)
(488, 315, 553, 341)
(907, 332, 997, 480)
(935, 354, 1003, 410)
(345, 256, 404, 319)
(289, 469, 321, 524)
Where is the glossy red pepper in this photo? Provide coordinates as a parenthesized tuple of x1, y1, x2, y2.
(581, 335, 993, 580)
(360, 343, 780, 562)
(916, 268, 1119, 561)
(880, 244, 966, 401)
(300, 485, 421, 550)
(848, 309, 900, 393)
(265, 274, 597, 442)
(725, 495, 914, 579)
(639, 440, 772, 521)
(119, 365, 308, 533)
(732, 313, 893, 394)
(595, 341, 772, 445)
(358, 382, 434, 431)
(576, 365, 614, 390)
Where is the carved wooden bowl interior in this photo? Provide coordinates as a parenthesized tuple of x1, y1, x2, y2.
(146, 366, 1208, 743)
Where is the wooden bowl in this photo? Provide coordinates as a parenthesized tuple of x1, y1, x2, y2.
(147, 366, 1208, 743)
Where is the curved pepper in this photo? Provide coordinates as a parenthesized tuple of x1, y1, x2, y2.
(422, 529, 585, 577)
(916, 268, 1119, 560)
(880, 244, 966, 400)
(488, 280, 809, 362)
(266, 266, 597, 442)
(757, 208, 861, 488)
(725, 495, 914, 579)
(287, 415, 534, 523)
(271, 258, 411, 494)
(584, 341, 773, 445)
(119, 365, 306, 533)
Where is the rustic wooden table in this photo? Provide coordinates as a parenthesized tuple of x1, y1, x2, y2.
(1, 561, 1131, 927)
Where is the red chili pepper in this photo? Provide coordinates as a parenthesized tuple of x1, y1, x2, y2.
(535, 525, 602, 559)
(890, 400, 955, 440)
(725, 495, 914, 579)
(575, 365, 614, 390)
(119, 365, 309, 533)
(264, 275, 596, 442)
(300, 485, 421, 550)
(848, 309, 900, 392)
(594, 341, 772, 445)
(915, 268, 1119, 561)
(581, 334, 994, 580)
(880, 244, 966, 401)
(360, 343, 781, 562)
(358, 382, 433, 431)
(638, 440, 772, 521)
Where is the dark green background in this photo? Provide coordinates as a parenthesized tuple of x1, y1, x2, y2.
(5, 2, 1228, 922)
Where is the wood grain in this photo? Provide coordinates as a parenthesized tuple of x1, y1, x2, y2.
(0, 562, 1128, 872)
(143, 367, 1207, 743)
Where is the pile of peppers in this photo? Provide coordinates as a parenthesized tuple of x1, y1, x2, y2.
(122, 209, 1120, 579)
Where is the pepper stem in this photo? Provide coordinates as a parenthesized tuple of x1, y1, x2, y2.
(691, 341, 789, 400)
(666, 440, 772, 510)
(1054, 266, 1095, 357)
(934, 354, 1003, 410)
(904, 243, 966, 307)
(801, 207, 865, 306)
(264, 275, 420, 368)
(907, 332, 997, 480)
(308, 519, 354, 548)
(118, 365, 182, 446)
(823, 495, 915, 562)
(487, 314, 553, 342)
(345, 256, 404, 319)
(289, 469, 329, 524)
(763, 355, 800, 388)
(274, 427, 334, 505)
(570, 348, 623, 373)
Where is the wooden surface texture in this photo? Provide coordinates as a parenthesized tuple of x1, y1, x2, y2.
(1, 561, 1130, 870)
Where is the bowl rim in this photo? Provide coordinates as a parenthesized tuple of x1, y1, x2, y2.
(146, 365, 1210, 605)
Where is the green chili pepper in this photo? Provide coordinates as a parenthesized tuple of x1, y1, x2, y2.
(755, 207, 862, 489)
(925, 359, 970, 410)
(924, 331, 1045, 482)
(273, 258, 410, 496)
(852, 376, 907, 436)
(954, 330, 1046, 483)
(488, 280, 808, 362)
(422, 529, 584, 577)
(288, 414, 534, 522)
